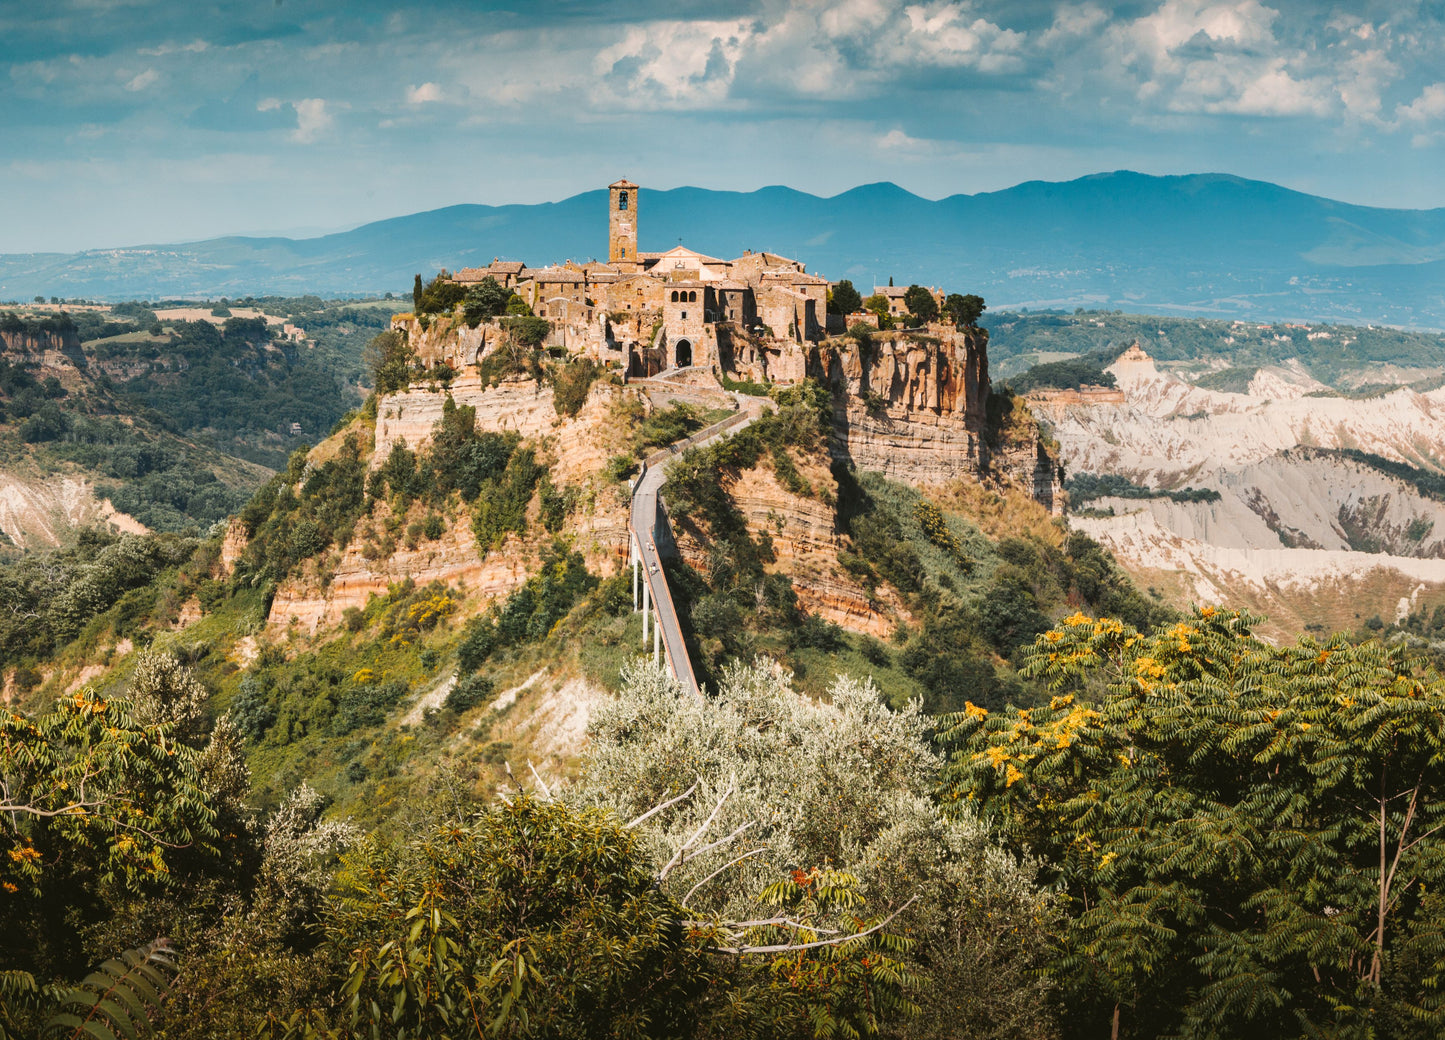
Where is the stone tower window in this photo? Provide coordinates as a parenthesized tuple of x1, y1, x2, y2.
(618, 191, 629, 211)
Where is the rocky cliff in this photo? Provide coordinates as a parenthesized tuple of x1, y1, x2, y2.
(265, 372, 637, 634)
(0, 323, 88, 374)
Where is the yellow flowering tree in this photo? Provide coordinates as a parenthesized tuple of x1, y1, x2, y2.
(940, 607, 1445, 1040)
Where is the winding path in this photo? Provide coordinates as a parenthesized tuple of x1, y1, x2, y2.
(627, 391, 767, 697)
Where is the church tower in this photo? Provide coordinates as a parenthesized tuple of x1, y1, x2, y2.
(609, 179, 638, 264)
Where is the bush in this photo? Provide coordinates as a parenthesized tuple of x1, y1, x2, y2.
(444, 673, 494, 713)
(549, 357, 603, 417)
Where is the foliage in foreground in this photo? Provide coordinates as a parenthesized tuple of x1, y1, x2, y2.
(942, 608, 1445, 1039)
(582, 660, 1058, 1040)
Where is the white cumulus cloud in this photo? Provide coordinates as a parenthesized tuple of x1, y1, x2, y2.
(124, 67, 158, 91)
(406, 82, 443, 104)
(290, 98, 333, 143)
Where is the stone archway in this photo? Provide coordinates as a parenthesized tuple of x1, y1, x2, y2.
(675, 339, 692, 368)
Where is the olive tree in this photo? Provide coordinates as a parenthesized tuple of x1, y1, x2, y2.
(580, 659, 1058, 1040)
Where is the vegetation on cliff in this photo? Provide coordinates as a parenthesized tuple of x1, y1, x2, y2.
(12, 318, 1445, 1039)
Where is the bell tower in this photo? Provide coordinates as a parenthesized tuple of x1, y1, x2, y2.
(609, 179, 638, 264)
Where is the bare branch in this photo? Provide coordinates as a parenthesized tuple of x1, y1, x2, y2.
(526, 760, 553, 801)
(682, 847, 769, 906)
(709, 895, 920, 955)
(685, 916, 843, 935)
(678, 821, 755, 867)
(659, 783, 734, 880)
(625, 777, 700, 830)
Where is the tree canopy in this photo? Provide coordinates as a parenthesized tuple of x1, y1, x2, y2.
(941, 608, 1445, 1039)
(944, 293, 986, 329)
(829, 280, 862, 316)
(903, 285, 938, 323)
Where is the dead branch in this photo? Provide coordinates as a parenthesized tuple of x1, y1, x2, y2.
(626, 777, 700, 830)
(526, 760, 553, 801)
(658, 782, 734, 880)
(682, 847, 769, 906)
(708, 895, 920, 955)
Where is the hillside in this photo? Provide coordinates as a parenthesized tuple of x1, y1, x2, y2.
(13, 302, 1445, 1040)
(0, 298, 387, 548)
(1033, 343, 1445, 637)
(3, 172, 1444, 327)
(986, 308, 1445, 384)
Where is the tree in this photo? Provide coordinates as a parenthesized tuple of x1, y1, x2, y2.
(829, 280, 862, 316)
(362, 329, 416, 394)
(944, 293, 986, 329)
(462, 277, 514, 327)
(582, 660, 1058, 1039)
(941, 608, 1445, 1039)
(300, 796, 711, 1039)
(412, 274, 423, 312)
(903, 285, 938, 323)
(863, 294, 892, 329)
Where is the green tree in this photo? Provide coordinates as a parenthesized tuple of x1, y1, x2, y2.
(829, 280, 862, 315)
(412, 274, 423, 312)
(863, 294, 892, 329)
(944, 293, 986, 329)
(941, 608, 1445, 1039)
(902, 285, 938, 323)
(462, 277, 514, 327)
(362, 329, 416, 394)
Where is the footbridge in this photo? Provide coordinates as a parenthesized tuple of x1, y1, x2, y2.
(627, 395, 765, 697)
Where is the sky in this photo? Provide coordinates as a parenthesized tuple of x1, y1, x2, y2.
(2, 0, 1443, 253)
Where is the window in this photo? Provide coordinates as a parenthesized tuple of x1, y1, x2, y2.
(671, 291, 679, 302)
(618, 191, 629, 211)
(681, 311, 688, 319)
(688, 291, 697, 302)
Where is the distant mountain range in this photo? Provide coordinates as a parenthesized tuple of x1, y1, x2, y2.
(2, 172, 1443, 327)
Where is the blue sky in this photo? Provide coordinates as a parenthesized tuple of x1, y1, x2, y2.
(2, 0, 1443, 252)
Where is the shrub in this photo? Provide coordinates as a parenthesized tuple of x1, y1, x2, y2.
(444, 673, 494, 713)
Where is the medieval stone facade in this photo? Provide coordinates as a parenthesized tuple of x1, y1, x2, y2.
(437, 178, 835, 378)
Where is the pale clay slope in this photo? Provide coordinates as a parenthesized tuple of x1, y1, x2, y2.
(0, 473, 146, 549)
(1037, 346, 1445, 485)
(1044, 345, 1445, 617)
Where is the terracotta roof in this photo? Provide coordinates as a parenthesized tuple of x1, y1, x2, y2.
(713, 280, 749, 290)
(762, 271, 827, 285)
(452, 267, 490, 281)
(489, 261, 526, 273)
(610, 178, 639, 189)
(875, 286, 910, 298)
(531, 267, 586, 283)
(652, 245, 729, 265)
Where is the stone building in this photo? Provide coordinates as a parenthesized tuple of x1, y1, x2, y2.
(438, 178, 848, 377)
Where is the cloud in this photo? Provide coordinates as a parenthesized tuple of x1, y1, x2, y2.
(1397, 83, 1445, 124)
(290, 97, 332, 142)
(1104, 0, 1337, 117)
(406, 82, 443, 104)
(138, 39, 208, 57)
(124, 67, 158, 91)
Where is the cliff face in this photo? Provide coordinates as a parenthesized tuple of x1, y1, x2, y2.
(668, 450, 903, 637)
(1, 324, 88, 379)
(812, 328, 1060, 511)
(265, 372, 636, 634)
